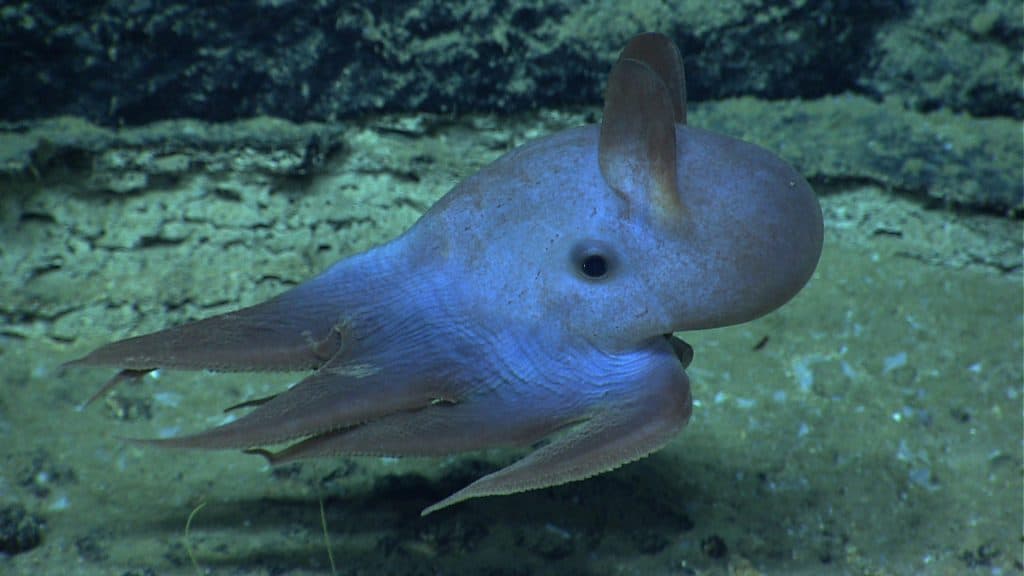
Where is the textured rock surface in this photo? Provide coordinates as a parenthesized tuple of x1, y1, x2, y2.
(4, 92, 1020, 215)
(696, 97, 1023, 215)
(2, 0, 1017, 125)
(864, 0, 1023, 118)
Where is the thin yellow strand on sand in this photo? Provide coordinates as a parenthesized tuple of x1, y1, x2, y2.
(319, 492, 337, 575)
(184, 500, 208, 576)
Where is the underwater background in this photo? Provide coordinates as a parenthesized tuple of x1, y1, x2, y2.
(1, 1, 1021, 575)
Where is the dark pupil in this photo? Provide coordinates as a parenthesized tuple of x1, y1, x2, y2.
(581, 254, 607, 278)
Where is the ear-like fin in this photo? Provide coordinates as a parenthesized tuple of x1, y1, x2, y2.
(599, 56, 683, 221)
(619, 32, 686, 124)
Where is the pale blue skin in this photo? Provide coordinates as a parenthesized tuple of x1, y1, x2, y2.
(68, 33, 823, 514)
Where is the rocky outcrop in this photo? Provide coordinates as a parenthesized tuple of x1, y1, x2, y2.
(2, 1, 1017, 125)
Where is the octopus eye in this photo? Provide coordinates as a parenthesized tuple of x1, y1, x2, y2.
(571, 240, 616, 281)
(581, 254, 607, 278)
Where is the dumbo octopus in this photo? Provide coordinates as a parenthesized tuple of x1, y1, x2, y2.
(67, 32, 823, 515)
